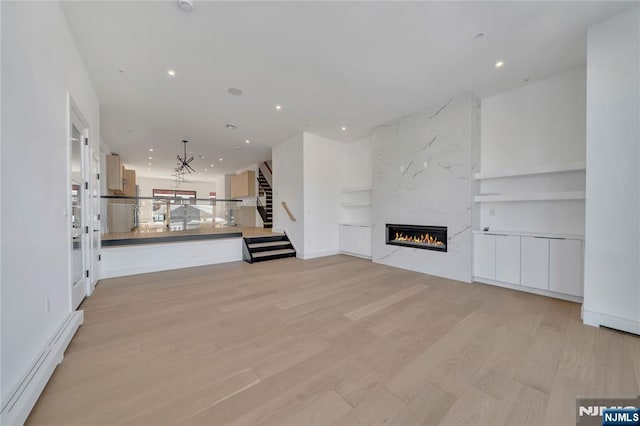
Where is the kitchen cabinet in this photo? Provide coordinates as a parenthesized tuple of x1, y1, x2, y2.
(230, 170, 256, 199)
(106, 154, 123, 192)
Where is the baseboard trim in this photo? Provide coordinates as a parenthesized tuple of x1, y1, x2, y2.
(582, 309, 640, 335)
(474, 277, 583, 303)
(339, 251, 372, 260)
(303, 250, 341, 260)
(1, 311, 83, 426)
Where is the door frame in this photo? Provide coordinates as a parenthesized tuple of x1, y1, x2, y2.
(67, 95, 91, 310)
(88, 149, 101, 295)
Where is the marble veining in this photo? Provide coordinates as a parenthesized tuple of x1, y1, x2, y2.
(370, 93, 480, 283)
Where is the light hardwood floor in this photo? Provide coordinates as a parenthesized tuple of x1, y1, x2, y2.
(27, 255, 640, 425)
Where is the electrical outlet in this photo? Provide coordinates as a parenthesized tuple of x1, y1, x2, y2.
(45, 298, 51, 313)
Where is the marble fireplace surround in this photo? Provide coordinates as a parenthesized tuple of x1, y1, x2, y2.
(370, 93, 480, 283)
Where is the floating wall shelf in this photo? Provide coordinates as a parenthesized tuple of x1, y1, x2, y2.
(474, 191, 586, 203)
(341, 202, 372, 207)
(340, 186, 372, 193)
(474, 164, 586, 180)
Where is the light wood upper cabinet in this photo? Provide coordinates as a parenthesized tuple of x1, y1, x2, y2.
(106, 155, 123, 192)
(230, 170, 256, 199)
(123, 168, 136, 197)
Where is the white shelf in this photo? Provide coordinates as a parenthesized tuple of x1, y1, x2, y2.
(339, 223, 373, 227)
(340, 186, 372, 193)
(472, 229, 584, 240)
(474, 163, 586, 180)
(474, 191, 585, 203)
(341, 202, 372, 207)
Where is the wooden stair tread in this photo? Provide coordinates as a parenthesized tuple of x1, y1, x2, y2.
(252, 249, 296, 258)
(248, 241, 290, 249)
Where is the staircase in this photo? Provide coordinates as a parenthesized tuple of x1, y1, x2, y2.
(243, 233, 296, 263)
(257, 165, 273, 229)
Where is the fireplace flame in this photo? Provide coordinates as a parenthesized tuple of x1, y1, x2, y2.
(394, 231, 445, 246)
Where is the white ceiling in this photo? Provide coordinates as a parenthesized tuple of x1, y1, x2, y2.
(61, 1, 635, 180)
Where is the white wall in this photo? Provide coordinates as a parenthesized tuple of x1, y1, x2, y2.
(479, 68, 587, 235)
(272, 133, 305, 255)
(371, 94, 481, 283)
(583, 7, 640, 334)
(303, 133, 346, 258)
(481, 68, 586, 172)
(345, 137, 373, 188)
(1, 1, 100, 400)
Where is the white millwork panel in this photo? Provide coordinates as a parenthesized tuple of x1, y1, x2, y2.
(521, 236, 550, 290)
(495, 235, 521, 285)
(549, 238, 583, 296)
(473, 233, 496, 280)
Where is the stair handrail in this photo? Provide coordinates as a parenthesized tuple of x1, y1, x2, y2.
(281, 201, 296, 222)
(258, 163, 273, 188)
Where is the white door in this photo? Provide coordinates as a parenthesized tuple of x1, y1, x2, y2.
(89, 150, 101, 294)
(70, 117, 88, 310)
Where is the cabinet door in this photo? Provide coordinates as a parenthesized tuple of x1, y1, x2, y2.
(358, 226, 372, 257)
(549, 239, 582, 296)
(495, 235, 521, 284)
(521, 237, 549, 290)
(339, 225, 355, 254)
(106, 155, 123, 192)
(473, 234, 496, 280)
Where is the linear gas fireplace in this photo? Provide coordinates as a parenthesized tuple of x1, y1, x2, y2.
(386, 224, 448, 252)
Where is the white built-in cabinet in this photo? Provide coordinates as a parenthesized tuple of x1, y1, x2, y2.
(495, 235, 521, 284)
(339, 187, 373, 259)
(473, 232, 583, 300)
(339, 224, 372, 258)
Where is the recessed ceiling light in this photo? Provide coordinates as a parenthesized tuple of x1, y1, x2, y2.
(341, 126, 347, 131)
(177, 0, 193, 12)
(245, 139, 250, 144)
(228, 87, 243, 96)
(275, 105, 282, 111)
(148, 162, 152, 166)
(204, 168, 208, 172)
(235, 146, 241, 150)
(495, 60, 504, 68)
(198, 154, 205, 159)
(148, 156, 153, 160)
(210, 164, 214, 167)
(226, 124, 237, 130)
(148, 148, 154, 152)
(147, 167, 151, 170)
(219, 158, 223, 161)
(167, 69, 176, 76)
